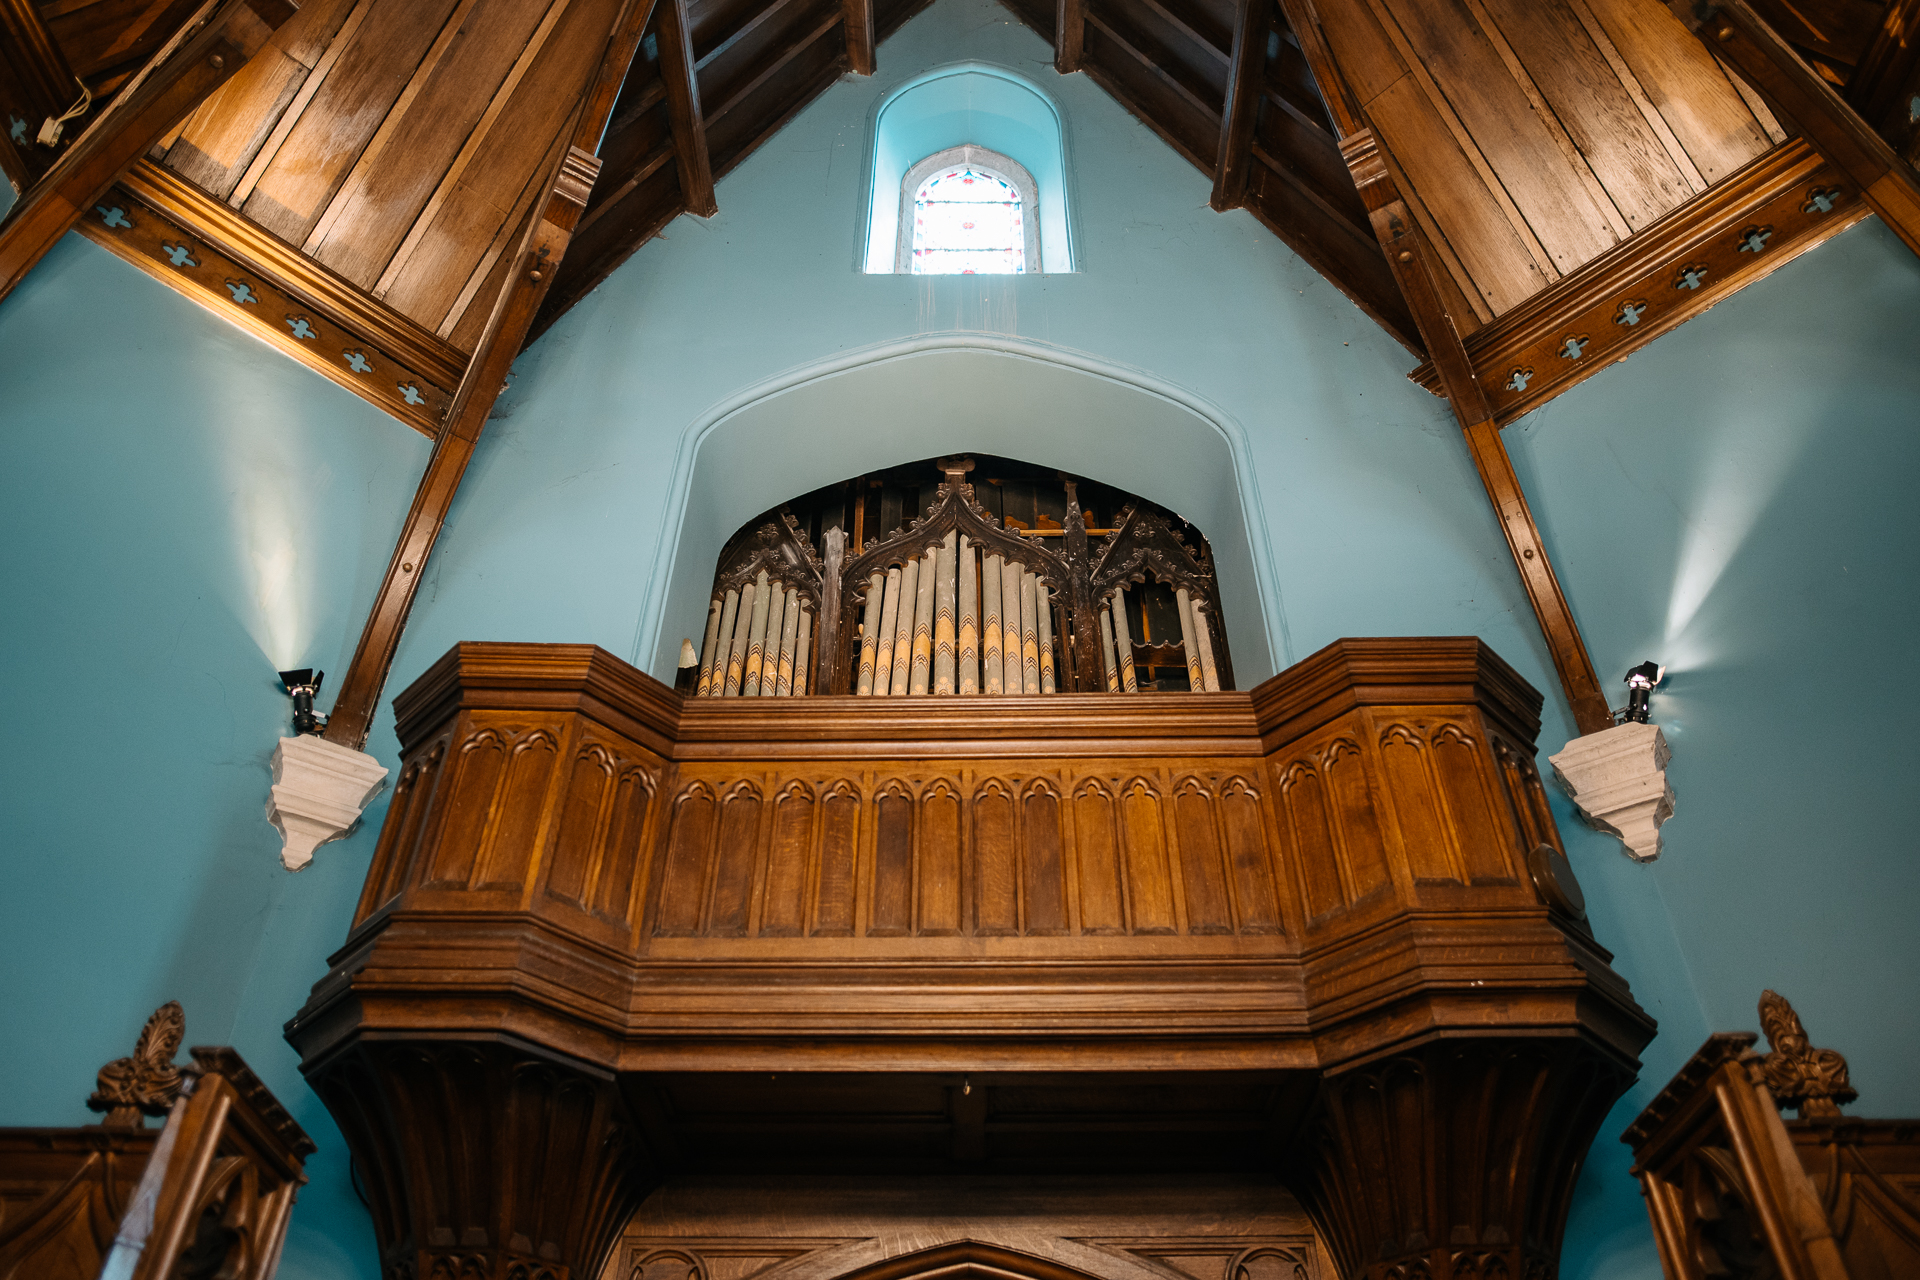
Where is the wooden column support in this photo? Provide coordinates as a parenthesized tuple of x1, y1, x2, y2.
(1342, 132, 1611, 735)
(1210, 0, 1268, 211)
(844, 0, 877, 75)
(0, 0, 294, 306)
(321, 0, 651, 750)
(659, 0, 718, 217)
(1674, 0, 1920, 258)
(1280, 0, 1613, 736)
(1055, 0, 1087, 74)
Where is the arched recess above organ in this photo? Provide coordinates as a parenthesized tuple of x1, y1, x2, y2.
(687, 454, 1232, 698)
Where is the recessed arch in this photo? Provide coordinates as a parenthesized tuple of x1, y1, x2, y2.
(634, 337, 1292, 688)
(833, 1240, 1119, 1280)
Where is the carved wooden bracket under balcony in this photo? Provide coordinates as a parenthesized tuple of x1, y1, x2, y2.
(286, 636, 1655, 1280)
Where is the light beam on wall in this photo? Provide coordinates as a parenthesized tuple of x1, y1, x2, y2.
(223, 450, 314, 672)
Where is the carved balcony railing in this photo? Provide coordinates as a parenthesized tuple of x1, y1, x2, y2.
(287, 636, 1655, 1280)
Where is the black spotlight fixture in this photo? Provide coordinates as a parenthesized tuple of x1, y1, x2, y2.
(279, 669, 329, 736)
(1621, 661, 1663, 725)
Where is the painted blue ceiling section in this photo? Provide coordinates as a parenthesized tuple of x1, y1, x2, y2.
(864, 63, 1076, 272)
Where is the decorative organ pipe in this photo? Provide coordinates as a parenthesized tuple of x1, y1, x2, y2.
(697, 598, 723, 696)
(857, 573, 884, 695)
(982, 554, 1004, 695)
(934, 531, 957, 695)
(743, 571, 773, 696)
(1176, 588, 1205, 692)
(1110, 586, 1139, 692)
(694, 456, 1233, 696)
(1192, 599, 1221, 693)
(723, 581, 754, 696)
(1099, 607, 1121, 692)
(958, 534, 979, 695)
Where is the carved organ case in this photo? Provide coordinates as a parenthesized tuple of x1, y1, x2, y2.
(689, 456, 1233, 698)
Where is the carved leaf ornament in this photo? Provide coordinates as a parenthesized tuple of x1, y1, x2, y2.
(87, 999, 186, 1127)
(1756, 989, 1856, 1119)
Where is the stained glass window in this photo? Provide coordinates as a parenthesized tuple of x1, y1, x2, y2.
(910, 165, 1025, 275)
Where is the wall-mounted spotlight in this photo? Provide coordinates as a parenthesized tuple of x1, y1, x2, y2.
(1621, 660, 1664, 725)
(278, 669, 328, 736)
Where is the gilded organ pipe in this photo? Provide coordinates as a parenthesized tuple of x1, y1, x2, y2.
(909, 548, 936, 696)
(697, 597, 723, 696)
(1110, 586, 1139, 692)
(958, 535, 979, 695)
(982, 554, 1004, 695)
(856, 572, 884, 695)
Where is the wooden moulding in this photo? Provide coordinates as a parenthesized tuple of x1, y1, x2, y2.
(291, 636, 1649, 1068)
(75, 159, 462, 435)
(1408, 138, 1870, 424)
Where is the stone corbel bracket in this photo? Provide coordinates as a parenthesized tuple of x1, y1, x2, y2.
(1549, 721, 1674, 862)
(267, 735, 390, 871)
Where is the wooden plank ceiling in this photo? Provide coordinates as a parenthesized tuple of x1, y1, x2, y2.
(1, 0, 1915, 434)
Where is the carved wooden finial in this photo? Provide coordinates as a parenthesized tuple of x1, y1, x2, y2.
(87, 1000, 186, 1128)
(1758, 989, 1856, 1119)
(938, 457, 976, 488)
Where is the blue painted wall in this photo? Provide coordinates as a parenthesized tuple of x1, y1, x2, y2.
(0, 0, 1914, 1276)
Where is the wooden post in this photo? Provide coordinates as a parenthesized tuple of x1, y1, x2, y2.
(659, 0, 718, 217)
(1672, 0, 1920, 258)
(1210, 0, 1267, 211)
(0, 0, 295, 306)
(843, 0, 876, 76)
(1055, 0, 1086, 74)
(321, 0, 652, 750)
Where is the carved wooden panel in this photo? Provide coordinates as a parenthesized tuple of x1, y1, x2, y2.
(646, 765, 1292, 945)
(0, 1131, 154, 1280)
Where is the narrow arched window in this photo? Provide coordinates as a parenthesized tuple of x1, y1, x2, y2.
(896, 146, 1040, 275)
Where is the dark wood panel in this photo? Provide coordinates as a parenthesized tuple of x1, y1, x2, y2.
(705, 9, 845, 178)
(240, 0, 463, 244)
(1083, 16, 1220, 169)
(45, 0, 203, 90)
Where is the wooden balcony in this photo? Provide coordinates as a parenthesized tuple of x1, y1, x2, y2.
(287, 636, 1655, 1280)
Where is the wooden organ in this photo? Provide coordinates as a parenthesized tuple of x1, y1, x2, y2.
(690, 457, 1233, 699)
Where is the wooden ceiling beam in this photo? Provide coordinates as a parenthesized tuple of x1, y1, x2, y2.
(1845, 0, 1920, 154)
(0, 0, 294, 307)
(659, 0, 718, 217)
(1057, 0, 1088, 73)
(323, 0, 652, 750)
(845, 0, 877, 75)
(1673, 0, 1920, 257)
(1211, 0, 1268, 210)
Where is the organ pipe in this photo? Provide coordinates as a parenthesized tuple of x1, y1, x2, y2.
(723, 581, 755, 696)
(794, 608, 812, 695)
(757, 581, 785, 696)
(933, 531, 957, 695)
(856, 572, 884, 696)
(1176, 588, 1205, 692)
(1036, 581, 1056, 694)
(1001, 561, 1024, 696)
(1109, 586, 1139, 692)
(910, 548, 936, 695)
(982, 554, 1004, 695)
(1019, 570, 1040, 694)
(1099, 606, 1121, 692)
(889, 557, 919, 696)
(696, 597, 723, 697)
(958, 535, 979, 695)
(1192, 601, 1221, 693)
(874, 567, 903, 696)
(742, 571, 773, 696)
(774, 587, 800, 695)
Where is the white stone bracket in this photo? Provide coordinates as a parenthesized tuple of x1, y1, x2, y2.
(266, 736, 390, 872)
(1548, 721, 1675, 863)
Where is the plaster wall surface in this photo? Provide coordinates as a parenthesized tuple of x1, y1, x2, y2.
(0, 3, 1914, 1278)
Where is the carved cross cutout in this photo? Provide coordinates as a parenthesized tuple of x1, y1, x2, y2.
(1802, 187, 1839, 214)
(285, 315, 317, 340)
(1558, 335, 1590, 360)
(225, 279, 258, 304)
(1674, 264, 1709, 291)
(1504, 367, 1534, 392)
(96, 205, 132, 229)
(398, 383, 426, 406)
(8, 115, 25, 145)
(1737, 225, 1773, 253)
(343, 350, 373, 374)
(1614, 300, 1647, 326)
(162, 242, 198, 269)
